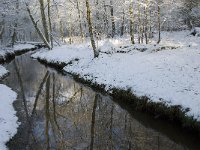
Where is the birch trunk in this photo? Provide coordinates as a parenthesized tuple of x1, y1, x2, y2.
(85, 0, 99, 58)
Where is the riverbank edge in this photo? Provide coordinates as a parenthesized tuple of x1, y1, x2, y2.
(36, 57, 200, 135)
(0, 45, 46, 148)
(0, 44, 44, 64)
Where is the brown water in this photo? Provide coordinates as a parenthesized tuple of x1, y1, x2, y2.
(1, 53, 200, 150)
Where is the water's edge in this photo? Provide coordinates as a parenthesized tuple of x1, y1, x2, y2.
(1, 52, 200, 149)
(0, 44, 45, 64)
(37, 57, 200, 135)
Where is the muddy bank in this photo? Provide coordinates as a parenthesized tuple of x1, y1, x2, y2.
(36, 58, 200, 135)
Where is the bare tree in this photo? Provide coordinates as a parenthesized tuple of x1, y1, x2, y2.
(76, 0, 84, 42)
(85, 0, 99, 58)
(26, 3, 51, 49)
(129, 0, 135, 44)
(47, 0, 53, 48)
(157, 0, 161, 44)
(39, 0, 50, 42)
(110, 0, 116, 38)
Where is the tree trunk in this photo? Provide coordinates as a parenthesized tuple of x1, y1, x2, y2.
(138, 0, 142, 44)
(69, 12, 73, 44)
(157, 3, 161, 44)
(90, 94, 98, 150)
(45, 75, 50, 149)
(103, 0, 109, 36)
(85, 0, 99, 58)
(110, 0, 115, 38)
(149, 10, 152, 39)
(0, 25, 4, 44)
(11, 0, 19, 47)
(120, 8, 125, 37)
(76, 0, 84, 42)
(129, 0, 135, 44)
(47, 0, 53, 49)
(26, 3, 51, 49)
(39, 0, 50, 42)
(144, 0, 149, 44)
(141, 23, 144, 43)
(53, 0, 64, 41)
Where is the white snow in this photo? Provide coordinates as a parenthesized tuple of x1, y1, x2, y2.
(0, 44, 36, 62)
(13, 44, 35, 52)
(32, 30, 200, 121)
(0, 45, 23, 149)
(32, 44, 93, 64)
(0, 84, 19, 150)
(0, 66, 8, 79)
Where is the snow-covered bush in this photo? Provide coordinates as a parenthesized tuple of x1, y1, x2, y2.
(190, 27, 200, 36)
(99, 40, 117, 54)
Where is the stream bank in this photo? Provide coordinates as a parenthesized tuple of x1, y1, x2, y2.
(1, 52, 200, 149)
(37, 57, 200, 135)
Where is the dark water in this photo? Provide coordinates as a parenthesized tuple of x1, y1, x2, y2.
(1, 53, 200, 150)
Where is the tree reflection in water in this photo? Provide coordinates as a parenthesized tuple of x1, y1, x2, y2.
(3, 54, 200, 150)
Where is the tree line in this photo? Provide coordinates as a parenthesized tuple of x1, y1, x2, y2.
(0, 0, 200, 57)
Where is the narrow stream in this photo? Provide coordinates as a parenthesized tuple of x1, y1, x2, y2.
(1, 52, 200, 150)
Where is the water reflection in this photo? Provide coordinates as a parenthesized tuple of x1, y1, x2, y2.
(2, 53, 199, 150)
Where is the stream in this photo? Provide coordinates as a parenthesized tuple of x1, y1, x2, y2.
(1, 52, 200, 150)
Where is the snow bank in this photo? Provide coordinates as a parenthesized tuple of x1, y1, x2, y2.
(98, 40, 117, 54)
(0, 44, 36, 63)
(13, 44, 35, 52)
(32, 44, 93, 64)
(0, 66, 8, 79)
(32, 30, 200, 121)
(65, 47, 200, 120)
(0, 84, 18, 150)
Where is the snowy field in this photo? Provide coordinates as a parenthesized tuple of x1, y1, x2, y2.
(32, 31, 200, 121)
(0, 70, 18, 150)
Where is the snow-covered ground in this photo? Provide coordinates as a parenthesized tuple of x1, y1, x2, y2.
(0, 85, 18, 150)
(32, 30, 200, 121)
(0, 84, 18, 150)
(0, 44, 36, 62)
(13, 44, 35, 52)
(0, 66, 8, 79)
(0, 43, 38, 149)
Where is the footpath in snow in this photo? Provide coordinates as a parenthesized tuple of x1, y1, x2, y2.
(0, 68, 18, 150)
(32, 31, 200, 121)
